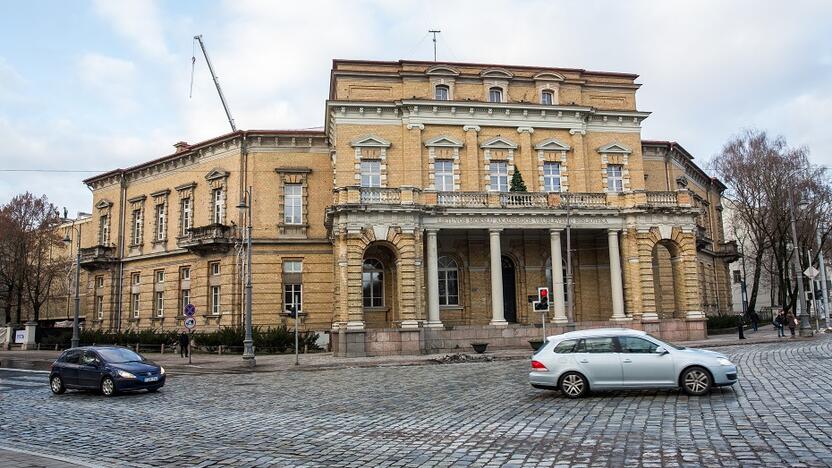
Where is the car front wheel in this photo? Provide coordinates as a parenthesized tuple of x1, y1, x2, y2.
(50, 375, 65, 394)
(101, 377, 117, 397)
(559, 372, 588, 398)
(681, 367, 712, 396)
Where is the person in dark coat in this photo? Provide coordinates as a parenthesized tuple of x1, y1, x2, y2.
(749, 310, 759, 332)
(179, 331, 190, 358)
(773, 310, 786, 337)
(785, 311, 797, 337)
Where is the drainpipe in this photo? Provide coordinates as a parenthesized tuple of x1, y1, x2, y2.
(114, 174, 127, 332)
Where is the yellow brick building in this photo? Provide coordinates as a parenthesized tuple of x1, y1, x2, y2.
(60, 60, 737, 356)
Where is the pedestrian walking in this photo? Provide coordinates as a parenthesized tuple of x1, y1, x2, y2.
(785, 311, 797, 337)
(179, 330, 190, 358)
(749, 310, 759, 332)
(773, 310, 786, 337)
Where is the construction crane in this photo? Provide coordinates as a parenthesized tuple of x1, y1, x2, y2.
(191, 34, 237, 132)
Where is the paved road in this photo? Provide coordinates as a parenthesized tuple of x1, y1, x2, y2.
(2, 336, 832, 467)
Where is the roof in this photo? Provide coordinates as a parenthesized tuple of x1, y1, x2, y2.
(331, 59, 639, 79)
(83, 129, 326, 186)
(641, 140, 727, 192)
(546, 328, 646, 341)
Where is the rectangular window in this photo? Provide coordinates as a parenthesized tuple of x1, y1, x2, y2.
(489, 87, 503, 103)
(490, 161, 508, 192)
(99, 215, 109, 245)
(155, 270, 165, 283)
(733, 270, 742, 284)
(180, 288, 190, 316)
(181, 267, 190, 280)
(435, 85, 449, 101)
(95, 276, 104, 288)
(435, 160, 454, 192)
(212, 188, 224, 224)
(543, 162, 561, 193)
(210, 262, 220, 276)
(284, 184, 303, 225)
(131, 293, 140, 319)
(132, 209, 143, 245)
(210, 286, 221, 315)
(360, 160, 381, 188)
(284, 284, 302, 314)
(541, 90, 554, 105)
(155, 203, 166, 241)
(96, 296, 104, 319)
(607, 164, 624, 193)
(181, 198, 192, 235)
(132, 272, 141, 285)
(154, 291, 164, 317)
(283, 260, 302, 273)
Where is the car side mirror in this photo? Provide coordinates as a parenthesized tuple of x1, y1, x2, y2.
(655, 346, 669, 355)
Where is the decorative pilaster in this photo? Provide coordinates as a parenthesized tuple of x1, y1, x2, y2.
(516, 127, 536, 191)
(463, 125, 481, 191)
(608, 229, 628, 321)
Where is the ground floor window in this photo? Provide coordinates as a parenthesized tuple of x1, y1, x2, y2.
(438, 256, 459, 306)
(284, 284, 302, 314)
(210, 286, 221, 315)
(96, 296, 103, 319)
(131, 293, 139, 319)
(180, 288, 190, 316)
(155, 291, 164, 317)
(362, 258, 384, 307)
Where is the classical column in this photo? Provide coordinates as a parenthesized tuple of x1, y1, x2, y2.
(550, 229, 568, 324)
(608, 229, 628, 321)
(425, 229, 443, 328)
(489, 228, 507, 326)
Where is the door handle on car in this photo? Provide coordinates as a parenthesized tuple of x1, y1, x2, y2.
(622, 359, 632, 363)
(578, 359, 589, 363)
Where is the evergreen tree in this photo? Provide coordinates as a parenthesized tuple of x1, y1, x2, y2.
(510, 168, 527, 192)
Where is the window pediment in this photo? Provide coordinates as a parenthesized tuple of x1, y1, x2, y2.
(533, 72, 565, 82)
(534, 138, 571, 151)
(350, 135, 391, 148)
(95, 200, 113, 210)
(425, 135, 463, 148)
(205, 168, 230, 181)
(481, 136, 518, 150)
(426, 65, 460, 76)
(597, 143, 632, 154)
(480, 68, 513, 79)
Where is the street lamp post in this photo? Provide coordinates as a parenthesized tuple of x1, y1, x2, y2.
(62, 223, 82, 348)
(816, 230, 830, 327)
(787, 188, 813, 336)
(237, 187, 255, 367)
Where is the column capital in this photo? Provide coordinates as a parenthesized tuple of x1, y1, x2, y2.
(549, 228, 563, 235)
(569, 128, 586, 136)
(425, 228, 439, 235)
(517, 126, 534, 134)
(488, 228, 503, 234)
(463, 125, 481, 132)
(406, 123, 425, 130)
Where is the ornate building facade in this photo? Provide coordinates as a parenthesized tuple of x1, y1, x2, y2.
(65, 60, 737, 356)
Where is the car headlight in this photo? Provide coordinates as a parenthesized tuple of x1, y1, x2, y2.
(116, 370, 136, 379)
(159, 367, 165, 375)
(717, 358, 733, 366)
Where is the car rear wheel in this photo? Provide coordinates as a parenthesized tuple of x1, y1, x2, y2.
(681, 367, 712, 396)
(101, 377, 117, 397)
(559, 372, 588, 398)
(50, 375, 65, 395)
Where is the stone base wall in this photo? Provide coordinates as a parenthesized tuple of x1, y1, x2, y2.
(331, 318, 707, 356)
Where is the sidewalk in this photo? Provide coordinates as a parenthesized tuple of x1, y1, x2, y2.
(0, 325, 821, 375)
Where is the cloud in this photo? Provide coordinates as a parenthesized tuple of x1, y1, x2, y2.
(77, 53, 138, 113)
(0, 57, 26, 103)
(92, 0, 173, 62)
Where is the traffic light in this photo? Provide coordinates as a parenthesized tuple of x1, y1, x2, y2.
(534, 287, 550, 311)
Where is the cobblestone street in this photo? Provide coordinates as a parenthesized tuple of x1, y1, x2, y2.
(2, 336, 832, 467)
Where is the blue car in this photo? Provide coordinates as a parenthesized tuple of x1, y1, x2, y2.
(49, 346, 166, 396)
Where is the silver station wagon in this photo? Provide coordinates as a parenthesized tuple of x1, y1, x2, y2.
(529, 328, 738, 398)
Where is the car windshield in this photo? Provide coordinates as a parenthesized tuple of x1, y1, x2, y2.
(647, 334, 685, 350)
(97, 348, 145, 363)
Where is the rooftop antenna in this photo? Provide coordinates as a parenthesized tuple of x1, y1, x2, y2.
(191, 34, 237, 132)
(429, 29, 441, 61)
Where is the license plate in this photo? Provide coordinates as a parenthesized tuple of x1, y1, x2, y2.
(144, 376, 159, 382)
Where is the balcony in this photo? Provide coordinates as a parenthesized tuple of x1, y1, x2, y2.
(334, 186, 692, 211)
(178, 224, 236, 254)
(695, 225, 713, 250)
(717, 240, 740, 262)
(79, 245, 117, 270)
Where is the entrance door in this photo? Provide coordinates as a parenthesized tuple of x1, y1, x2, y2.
(501, 256, 517, 323)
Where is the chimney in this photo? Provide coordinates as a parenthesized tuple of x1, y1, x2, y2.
(174, 141, 190, 153)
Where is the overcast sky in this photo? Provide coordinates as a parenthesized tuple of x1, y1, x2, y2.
(1, 0, 831, 214)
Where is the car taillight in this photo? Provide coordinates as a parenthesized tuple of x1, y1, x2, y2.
(531, 360, 548, 371)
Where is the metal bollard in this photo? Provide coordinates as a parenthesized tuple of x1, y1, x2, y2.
(218, 345, 223, 355)
(161, 343, 165, 354)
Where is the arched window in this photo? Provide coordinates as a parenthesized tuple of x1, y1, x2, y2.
(488, 87, 503, 103)
(438, 256, 459, 306)
(362, 258, 384, 307)
(435, 85, 450, 101)
(541, 90, 554, 105)
(545, 256, 569, 304)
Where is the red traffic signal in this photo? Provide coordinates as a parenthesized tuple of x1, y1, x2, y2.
(534, 287, 550, 311)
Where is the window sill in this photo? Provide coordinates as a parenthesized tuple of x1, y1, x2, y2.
(440, 305, 463, 311)
(362, 306, 389, 312)
(150, 316, 165, 321)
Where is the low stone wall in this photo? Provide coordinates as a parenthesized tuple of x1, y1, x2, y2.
(331, 318, 708, 357)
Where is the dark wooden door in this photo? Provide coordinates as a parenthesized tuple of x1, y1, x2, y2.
(502, 256, 517, 323)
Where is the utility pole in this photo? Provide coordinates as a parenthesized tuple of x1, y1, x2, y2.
(788, 188, 812, 336)
(429, 30, 441, 61)
(193, 34, 237, 132)
(816, 230, 830, 327)
(565, 195, 575, 325)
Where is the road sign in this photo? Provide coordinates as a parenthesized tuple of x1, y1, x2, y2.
(804, 266, 820, 279)
(533, 287, 550, 311)
(183, 303, 196, 317)
(184, 317, 196, 329)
